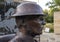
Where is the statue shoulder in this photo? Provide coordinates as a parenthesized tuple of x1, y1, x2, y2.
(0, 34, 15, 42)
(9, 36, 23, 42)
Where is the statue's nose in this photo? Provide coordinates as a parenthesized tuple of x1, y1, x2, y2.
(41, 20, 46, 25)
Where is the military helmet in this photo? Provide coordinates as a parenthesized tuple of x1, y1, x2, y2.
(12, 2, 45, 17)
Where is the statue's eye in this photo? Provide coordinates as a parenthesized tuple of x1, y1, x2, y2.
(40, 18, 44, 21)
(39, 16, 44, 21)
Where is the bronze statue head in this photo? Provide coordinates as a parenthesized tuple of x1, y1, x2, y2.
(8, 2, 46, 42)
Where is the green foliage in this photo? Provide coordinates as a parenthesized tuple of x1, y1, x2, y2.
(44, 23, 54, 33)
(46, 0, 60, 12)
(54, 0, 60, 6)
(43, 9, 48, 14)
(45, 0, 60, 23)
(43, 9, 53, 23)
(45, 15, 53, 23)
(45, 23, 53, 29)
(49, 28, 54, 33)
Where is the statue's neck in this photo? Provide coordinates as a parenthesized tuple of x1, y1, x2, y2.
(16, 32, 38, 42)
(16, 32, 33, 38)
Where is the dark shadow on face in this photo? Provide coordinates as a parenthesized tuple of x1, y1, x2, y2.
(15, 15, 45, 37)
(26, 21, 43, 36)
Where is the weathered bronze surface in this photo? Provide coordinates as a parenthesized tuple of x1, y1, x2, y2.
(0, 1, 45, 42)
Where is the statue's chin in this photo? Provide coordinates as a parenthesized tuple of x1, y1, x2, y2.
(34, 33, 42, 35)
(30, 32, 42, 37)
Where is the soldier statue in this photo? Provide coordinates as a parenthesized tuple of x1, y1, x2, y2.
(0, 1, 46, 42)
(9, 1, 46, 42)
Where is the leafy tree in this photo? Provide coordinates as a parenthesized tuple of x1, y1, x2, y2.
(43, 9, 53, 23)
(54, 0, 60, 6)
(45, 0, 60, 23)
(46, 0, 60, 12)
